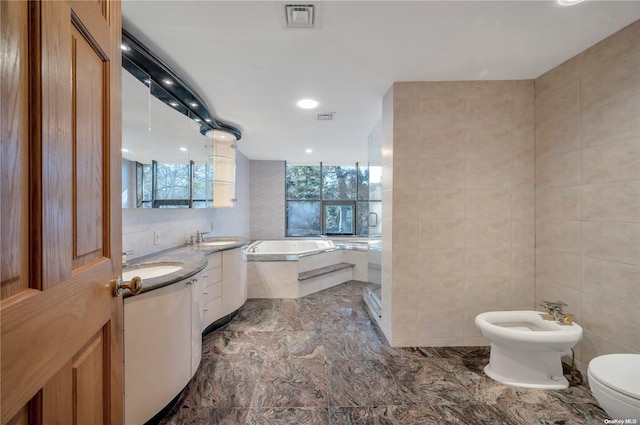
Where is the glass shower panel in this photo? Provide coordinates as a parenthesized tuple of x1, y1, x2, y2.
(364, 121, 382, 317)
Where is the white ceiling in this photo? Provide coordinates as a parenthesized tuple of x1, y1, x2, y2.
(122, 0, 640, 164)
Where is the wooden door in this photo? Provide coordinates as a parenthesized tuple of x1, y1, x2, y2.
(1, 1, 123, 424)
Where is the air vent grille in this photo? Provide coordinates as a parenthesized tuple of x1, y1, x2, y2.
(316, 113, 333, 121)
(285, 4, 315, 29)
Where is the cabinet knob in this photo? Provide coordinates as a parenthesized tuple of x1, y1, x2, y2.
(112, 276, 143, 297)
(203, 308, 208, 312)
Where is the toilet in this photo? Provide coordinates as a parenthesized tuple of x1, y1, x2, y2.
(475, 310, 582, 389)
(588, 354, 640, 420)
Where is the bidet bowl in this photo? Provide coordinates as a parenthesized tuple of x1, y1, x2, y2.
(475, 310, 583, 389)
(475, 310, 582, 352)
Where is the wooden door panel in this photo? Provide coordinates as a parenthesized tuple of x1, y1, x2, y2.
(0, 0, 30, 300)
(5, 407, 28, 425)
(0, 0, 123, 424)
(72, 329, 107, 425)
(72, 24, 107, 268)
(40, 0, 73, 290)
(43, 363, 73, 425)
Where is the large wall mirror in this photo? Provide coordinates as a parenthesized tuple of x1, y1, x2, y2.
(121, 63, 237, 209)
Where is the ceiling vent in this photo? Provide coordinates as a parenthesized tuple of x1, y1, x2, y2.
(316, 113, 333, 121)
(284, 4, 316, 29)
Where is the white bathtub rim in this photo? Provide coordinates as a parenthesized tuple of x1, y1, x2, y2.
(243, 238, 369, 261)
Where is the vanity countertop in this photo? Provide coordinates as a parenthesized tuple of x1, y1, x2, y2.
(122, 237, 248, 296)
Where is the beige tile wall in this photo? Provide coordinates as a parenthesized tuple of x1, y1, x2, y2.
(382, 80, 535, 347)
(534, 20, 640, 370)
(249, 160, 286, 239)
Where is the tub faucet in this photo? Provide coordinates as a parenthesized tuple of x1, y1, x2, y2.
(541, 300, 574, 324)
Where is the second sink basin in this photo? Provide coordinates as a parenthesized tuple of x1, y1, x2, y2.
(200, 239, 240, 247)
(123, 264, 183, 282)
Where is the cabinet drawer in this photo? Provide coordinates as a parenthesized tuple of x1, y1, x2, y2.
(202, 282, 221, 305)
(207, 252, 222, 268)
(202, 266, 222, 288)
(202, 297, 224, 330)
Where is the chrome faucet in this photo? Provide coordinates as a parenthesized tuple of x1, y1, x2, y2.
(540, 300, 574, 324)
(189, 230, 210, 244)
(122, 250, 134, 267)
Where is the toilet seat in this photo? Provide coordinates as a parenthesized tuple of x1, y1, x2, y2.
(588, 354, 640, 400)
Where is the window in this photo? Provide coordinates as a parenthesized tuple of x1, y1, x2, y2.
(285, 163, 376, 237)
(134, 160, 214, 208)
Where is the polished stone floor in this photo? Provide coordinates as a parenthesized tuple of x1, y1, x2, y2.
(159, 281, 608, 425)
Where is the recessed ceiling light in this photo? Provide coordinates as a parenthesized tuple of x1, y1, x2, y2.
(120, 44, 130, 51)
(163, 79, 173, 85)
(121, 148, 129, 153)
(305, 148, 313, 154)
(205, 118, 212, 123)
(219, 134, 226, 139)
(190, 102, 198, 107)
(144, 79, 151, 85)
(194, 118, 201, 122)
(557, 0, 585, 5)
(170, 102, 178, 107)
(297, 98, 319, 109)
(179, 147, 187, 152)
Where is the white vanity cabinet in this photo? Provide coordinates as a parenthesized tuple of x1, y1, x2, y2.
(124, 273, 202, 425)
(200, 247, 247, 331)
(221, 247, 247, 316)
(201, 252, 224, 331)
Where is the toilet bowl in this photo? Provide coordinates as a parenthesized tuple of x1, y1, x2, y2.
(588, 354, 640, 420)
(475, 310, 582, 389)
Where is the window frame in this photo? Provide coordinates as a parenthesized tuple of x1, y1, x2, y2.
(285, 162, 371, 237)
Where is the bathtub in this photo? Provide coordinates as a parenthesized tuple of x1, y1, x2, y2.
(243, 239, 368, 298)
(245, 239, 336, 258)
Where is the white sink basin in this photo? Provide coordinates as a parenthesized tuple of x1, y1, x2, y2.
(201, 239, 239, 247)
(123, 264, 182, 281)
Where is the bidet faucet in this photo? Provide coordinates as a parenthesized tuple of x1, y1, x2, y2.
(541, 300, 574, 324)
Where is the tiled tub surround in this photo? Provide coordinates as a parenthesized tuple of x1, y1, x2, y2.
(246, 241, 368, 299)
(534, 20, 640, 372)
(158, 281, 608, 425)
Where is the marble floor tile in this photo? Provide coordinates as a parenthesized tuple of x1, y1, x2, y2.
(326, 359, 407, 406)
(275, 298, 324, 331)
(252, 358, 328, 408)
(323, 330, 384, 361)
(269, 330, 324, 359)
(202, 330, 273, 361)
(387, 357, 473, 405)
(330, 405, 451, 425)
(158, 281, 610, 425)
(211, 408, 251, 425)
(225, 299, 281, 332)
(181, 358, 263, 408)
(434, 403, 520, 425)
(504, 402, 607, 425)
(158, 408, 213, 425)
(247, 407, 330, 425)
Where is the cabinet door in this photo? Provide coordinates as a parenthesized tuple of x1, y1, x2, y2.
(124, 282, 191, 425)
(221, 248, 248, 316)
(191, 275, 202, 377)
